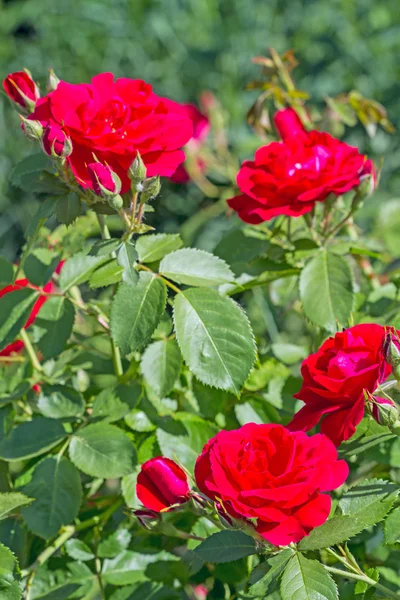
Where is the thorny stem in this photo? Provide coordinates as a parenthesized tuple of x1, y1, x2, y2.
(95, 213, 124, 379)
(324, 565, 400, 599)
(19, 328, 42, 373)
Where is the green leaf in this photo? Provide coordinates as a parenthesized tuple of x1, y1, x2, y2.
(102, 550, 162, 586)
(111, 274, 167, 355)
(59, 252, 106, 291)
(136, 234, 183, 263)
(0, 288, 39, 350)
(92, 384, 142, 422)
(0, 418, 66, 461)
(125, 409, 155, 433)
(55, 192, 82, 225)
(248, 549, 294, 597)
(65, 539, 95, 561)
(280, 553, 338, 600)
(98, 528, 132, 558)
(117, 243, 139, 287)
(69, 422, 137, 478)
(24, 249, 60, 287)
(299, 479, 399, 551)
(194, 531, 258, 564)
(271, 343, 308, 365)
(0, 542, 20, 600)
(0, 492, 33, 520)
(89, 259, 124, 288)
(0, 542, 17, 573)
(22, 456, 82, 539)
(37, 384, 85, 419)
(384, 507, 400, 545)
(160, 248, 234, 287)
(10, 153, 52, 188)
(214, 229, 270, 274)
(35, 296, 75, 360)
(156, 413, 217, 471)
(173, 288, 255, 395)
(141, 339, 182, 397)
(90, 239, 122, 257)
(0, 258, 14, 287)
(299, 249, 354, 331)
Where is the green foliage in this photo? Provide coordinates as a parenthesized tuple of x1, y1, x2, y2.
(160, 248, 234, 287)
(0, 418, 66, 461)
(194, 530, 259, 564)
(22, 456, 82, 538)
(136, 234, 183, 263)
(173, 288, 255, 394)
(111, 274, 167, 355)
(299, 249, 354, 331)
(280, 553, 338, 600)
(141, 339, 182, 398)
(69, 422, 137, 478)
(0, 288, 39, 350)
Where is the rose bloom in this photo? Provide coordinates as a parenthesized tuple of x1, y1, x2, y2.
(27, 72, 193, 194)
(228, 107, 373, 224)
(136, 457, 190, 512)
(171, 103, 210, 183)
(288, 324, 393, 446)
(195, 423, 348, 546)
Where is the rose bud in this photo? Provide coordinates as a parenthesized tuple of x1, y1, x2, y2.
(133, 508, 160, 530)
(88, 162, 122, 198)
(47, 68, 60, 93)
(192, 585, 208, 600)
(384, 330, 400, 369)
(20, 116, 43, 142)
(2, 70, 39, 113)
(140, 175, 161, 202)
(136, 456, 190, 512)
(42, 125, 72, 159)
(128, 151, 147, 185)
(367, 393, 399, 427)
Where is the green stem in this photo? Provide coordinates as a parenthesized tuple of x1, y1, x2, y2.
(324, 565, 400, 599)
(20, 329, 42, 372)
(95, 213, 124, 379)
(137, 263, 182, 295)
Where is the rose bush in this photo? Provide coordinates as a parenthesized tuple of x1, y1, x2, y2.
(1, 52, 400, 600)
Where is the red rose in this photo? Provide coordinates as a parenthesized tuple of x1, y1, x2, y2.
(3, 70, 39, 111)
(0, 278, 53, 357)
(288, 324, 393, 446)
(170, 103, 210, 183)
(28, 73, 193, 193)
(42, 125, 72, 158)
(136, 457, 191, 512)
(227, 107, 373, 224)
(195, 423, 348, 546)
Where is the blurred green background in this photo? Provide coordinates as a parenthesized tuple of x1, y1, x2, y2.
(1, 0, 400, 259)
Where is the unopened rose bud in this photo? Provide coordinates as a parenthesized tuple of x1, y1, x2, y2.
(192, 585, 209, 600)
(141, 175, 161, 202)
(133, 508, 159, 530)
(384, 330, 400, 371)
(369, 394, 399, 427)
(2, 70, 40, 113)
(88, 163, 122, 199)
(128, 152, 147, 184)
(20, 116, 43, 141)
(136, 456, 190, 512)
(47, 68, 60, 93)
(42, 125, 72, 158)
